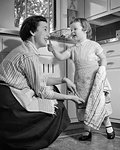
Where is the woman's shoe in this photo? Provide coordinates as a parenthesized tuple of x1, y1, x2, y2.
(106, 126, 115, 139)
(78, 131, 92, 141)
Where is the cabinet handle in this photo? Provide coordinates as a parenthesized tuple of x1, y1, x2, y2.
(106, 50, 114, 53)
(107, 62, 114, 65)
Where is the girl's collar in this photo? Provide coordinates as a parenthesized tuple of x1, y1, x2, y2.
(76, 39, 89, 46)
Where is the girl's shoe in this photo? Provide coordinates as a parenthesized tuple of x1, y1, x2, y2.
(106, 126, 115, 139)
(78, 131, 92, 141)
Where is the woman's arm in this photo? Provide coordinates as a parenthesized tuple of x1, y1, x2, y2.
(47, 77, 76, 93)
(46, 77, 84, 103)
(23, 56, 84, 104)
(51, 91, 84, 104)
(46, 77, 64, 86)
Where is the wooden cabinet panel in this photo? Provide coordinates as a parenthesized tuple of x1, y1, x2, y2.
(85, 0, 108, 18)
(102, 41, 120, 123)
(107, 69, 120, 123)
(110, 0, 120, 10)
(84, 0, 120, 21)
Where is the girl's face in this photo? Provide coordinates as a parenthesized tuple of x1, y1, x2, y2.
(70, 22, 86, 42)
(34, 21, 49, 48)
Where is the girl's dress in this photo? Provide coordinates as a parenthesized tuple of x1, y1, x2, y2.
(67, 39, 104, 120)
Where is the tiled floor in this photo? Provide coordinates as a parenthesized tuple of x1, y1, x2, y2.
(42, 122, 120, 150)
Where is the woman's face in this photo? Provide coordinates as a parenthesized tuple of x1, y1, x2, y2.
(34, 21, 49, 48)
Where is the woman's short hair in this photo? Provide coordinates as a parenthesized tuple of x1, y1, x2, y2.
(19, 15, 47, 41)
(70, 18, 92, 39)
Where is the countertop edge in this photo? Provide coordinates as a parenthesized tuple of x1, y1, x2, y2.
(0, 28, 120, 44)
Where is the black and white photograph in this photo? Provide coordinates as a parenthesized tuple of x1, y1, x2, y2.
(0, 0, 120, 150)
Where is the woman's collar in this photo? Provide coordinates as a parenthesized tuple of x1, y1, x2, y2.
(25, 40, 40, 54)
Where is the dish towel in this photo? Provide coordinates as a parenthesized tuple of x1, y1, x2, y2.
(84, 66, 112, 130)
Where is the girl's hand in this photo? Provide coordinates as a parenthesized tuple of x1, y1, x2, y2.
(62, 77, 76, 93)
(98, 66, 106, 76)
(47, 40, 54, 52)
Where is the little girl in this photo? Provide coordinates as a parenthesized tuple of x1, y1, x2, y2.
(48, 18, 115, 140)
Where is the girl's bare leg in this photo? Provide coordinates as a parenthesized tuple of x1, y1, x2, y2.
(103, 116, 113, 133)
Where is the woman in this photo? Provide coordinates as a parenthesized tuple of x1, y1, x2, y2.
(0, 15, 83, 150)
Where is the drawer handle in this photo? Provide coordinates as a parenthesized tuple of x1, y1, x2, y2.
(107, 62, 114, 65)
(106, 50, 114, 53)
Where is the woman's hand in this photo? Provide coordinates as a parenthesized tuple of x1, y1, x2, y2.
(62, 77, 85, 104)
(70, 95, 85, 104)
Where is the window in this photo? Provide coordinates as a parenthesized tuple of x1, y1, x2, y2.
(14, 0, 56, 32)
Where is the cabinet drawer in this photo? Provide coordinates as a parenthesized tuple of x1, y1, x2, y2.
(107, 56, 120, 69)
(101, 41, 120, 57)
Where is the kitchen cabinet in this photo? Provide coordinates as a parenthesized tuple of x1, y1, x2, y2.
(101, 41, 120, 123)
(107, 69, 120, 123)
(110, 0, 120, 10)
(84, 0, 120, 21)
(85, 0, 108, 19)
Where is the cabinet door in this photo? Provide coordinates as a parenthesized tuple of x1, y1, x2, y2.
(110, 0, 120, 10)
(107, 56, 120, 70)
(85, 0, 108, 18)
(107, 69, 120, 123)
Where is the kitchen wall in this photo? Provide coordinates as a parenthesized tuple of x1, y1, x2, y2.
(0, 0, 18, 30)
(0, 0, 68, 30)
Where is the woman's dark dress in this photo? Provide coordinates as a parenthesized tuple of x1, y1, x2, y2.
(0, 83, 70, 150)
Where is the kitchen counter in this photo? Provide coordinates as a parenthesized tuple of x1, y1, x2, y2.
(0, 28, 19, 36)
(1, 27, 120, 45)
